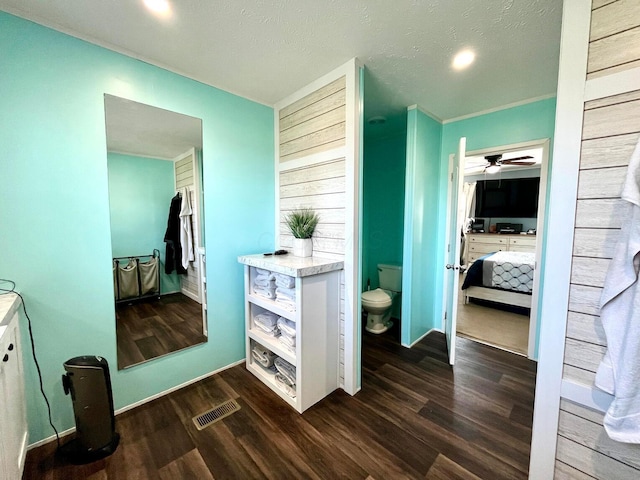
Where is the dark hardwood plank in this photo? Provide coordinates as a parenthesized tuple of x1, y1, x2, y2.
(24, 332, 536, 479)
(116, 293, 206, 368)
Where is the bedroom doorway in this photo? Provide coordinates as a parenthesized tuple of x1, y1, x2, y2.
(444, 139, 550, 360)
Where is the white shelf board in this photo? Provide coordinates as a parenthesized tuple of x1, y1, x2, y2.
(247, 294, 296, 321)
(248, 329, 296, 365)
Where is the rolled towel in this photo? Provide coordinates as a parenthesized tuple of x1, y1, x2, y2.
(274, 273, 295, 289)
(274, 357, 296, 386)
(256, 268, 271, 276)
(253, 284, 276, 299)
(275, 373, 296, 398)
(277, 317, 296, 337)
(276, 286, 296, 301)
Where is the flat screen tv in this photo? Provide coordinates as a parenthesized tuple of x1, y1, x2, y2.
(475, 177, 540, 218)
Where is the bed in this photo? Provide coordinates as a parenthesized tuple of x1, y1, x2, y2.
(461, 250, 535, 309)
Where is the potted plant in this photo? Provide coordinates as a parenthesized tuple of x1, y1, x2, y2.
(285, 208, 319, 257)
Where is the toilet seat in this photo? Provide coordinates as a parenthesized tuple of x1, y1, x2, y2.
(362, 288, 392, 308)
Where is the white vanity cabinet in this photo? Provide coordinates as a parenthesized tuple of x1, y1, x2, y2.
(238, 254, 343, 413)
(0, 294, 28, 480)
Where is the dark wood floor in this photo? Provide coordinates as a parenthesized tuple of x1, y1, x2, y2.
(116, 293, 206, 369)
(24, 330, 537, 479)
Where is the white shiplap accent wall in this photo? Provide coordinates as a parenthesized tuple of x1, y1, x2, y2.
(553, 1, 640, 477)
(274, 60, 362, 393)
(277, 76, 348, 386)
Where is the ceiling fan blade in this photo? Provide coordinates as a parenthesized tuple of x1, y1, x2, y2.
(502, 155, 534, 163)
(502, 160, 536, 166)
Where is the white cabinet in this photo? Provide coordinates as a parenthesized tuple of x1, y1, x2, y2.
(0, 295, 28, 480)
(467, 234, 536, 263)
(238, 254, 343, 413)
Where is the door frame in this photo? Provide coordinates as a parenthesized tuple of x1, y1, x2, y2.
(455, 138, 550, 359)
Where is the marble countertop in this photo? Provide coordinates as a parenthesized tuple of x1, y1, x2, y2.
(0, 293, 21, 338)
(238, 254, 344, 277)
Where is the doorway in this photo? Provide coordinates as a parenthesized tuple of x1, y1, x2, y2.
(446, 139, 550, 361)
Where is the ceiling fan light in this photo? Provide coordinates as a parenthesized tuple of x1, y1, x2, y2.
(486, 164, 501, 174)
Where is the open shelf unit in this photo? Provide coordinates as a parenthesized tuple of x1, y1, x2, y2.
(239, 254, 343, 413)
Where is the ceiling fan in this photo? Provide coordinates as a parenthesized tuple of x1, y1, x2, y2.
(484, 154, 536, 174)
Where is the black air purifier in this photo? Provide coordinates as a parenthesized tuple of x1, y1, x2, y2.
(59, 356, 119, 464)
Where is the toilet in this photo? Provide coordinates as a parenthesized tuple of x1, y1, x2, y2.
(361, 264, 402, 334)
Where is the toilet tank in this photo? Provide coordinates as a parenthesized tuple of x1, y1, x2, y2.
(378, 264, 402, 292)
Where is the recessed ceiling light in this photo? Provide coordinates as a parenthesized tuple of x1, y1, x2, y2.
(143, 0, 171, 16)
(452, 50, 475, 70)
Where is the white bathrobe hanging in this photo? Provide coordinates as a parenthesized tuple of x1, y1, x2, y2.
(595, 137, 640, 443)
(179, 187, 195, 269)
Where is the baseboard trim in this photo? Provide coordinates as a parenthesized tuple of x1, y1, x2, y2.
(27, 358, 246, 450)
(402, 328, 442, 348)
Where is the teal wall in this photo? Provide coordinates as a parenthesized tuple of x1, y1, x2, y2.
(107, 153, 180, 294)
(401, 108, 443, 346)
(362, 132, 406, 303)
(439, 97, 557, 359)
(0, 12, 275, 443)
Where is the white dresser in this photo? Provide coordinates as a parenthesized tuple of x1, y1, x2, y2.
(238, 254, 343, 413)
(0, 293, 28, 480)
(467, 233, 537, 263)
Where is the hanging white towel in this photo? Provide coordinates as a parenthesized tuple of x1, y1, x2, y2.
(179, 187, 195, 269)
(595, 137, 640, 443)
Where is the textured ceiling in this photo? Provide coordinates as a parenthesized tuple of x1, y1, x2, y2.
(105, 95, 202, 160)
(0, 0, 563, 127)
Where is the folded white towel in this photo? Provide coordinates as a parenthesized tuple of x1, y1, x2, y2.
(277, 317, 296, 337)
(275, 297, 296, 312)
(251, 345, 276, 367)
(276, 286, 296, 300)
(256, 268, 271, 276)
(279, 333, 296, 348)
(254, 322, 279, 336)
(253, 285, 276, 299)
(275, 373, 296, 398)
(253, 274, 275, 287)
(254, 312, 278, 328)
(274, 273, 295, 289)
(274, 357, 296, 386)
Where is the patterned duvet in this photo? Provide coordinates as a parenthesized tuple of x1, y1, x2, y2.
(462, 251, 535, 294)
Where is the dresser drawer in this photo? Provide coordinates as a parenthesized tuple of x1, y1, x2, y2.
(468, 235, 507, 245)
(509, 236, 537, 247)
(468, 243, 503, 254)
(468, 253, 484, 264)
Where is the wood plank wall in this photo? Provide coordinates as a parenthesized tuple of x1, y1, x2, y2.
(277, 76, 347, 385)
(174, 151, 201, 303)
(556, 1, 640, 476)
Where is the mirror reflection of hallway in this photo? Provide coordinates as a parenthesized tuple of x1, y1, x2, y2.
(104, 95, 207, 369)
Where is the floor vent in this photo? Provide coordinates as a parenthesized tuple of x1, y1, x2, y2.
(192, 399, 241, 430)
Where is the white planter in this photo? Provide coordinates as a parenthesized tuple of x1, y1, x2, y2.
(293, 238, 313, 257)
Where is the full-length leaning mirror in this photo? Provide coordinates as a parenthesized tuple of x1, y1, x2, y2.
(104, 94, 207, 369)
